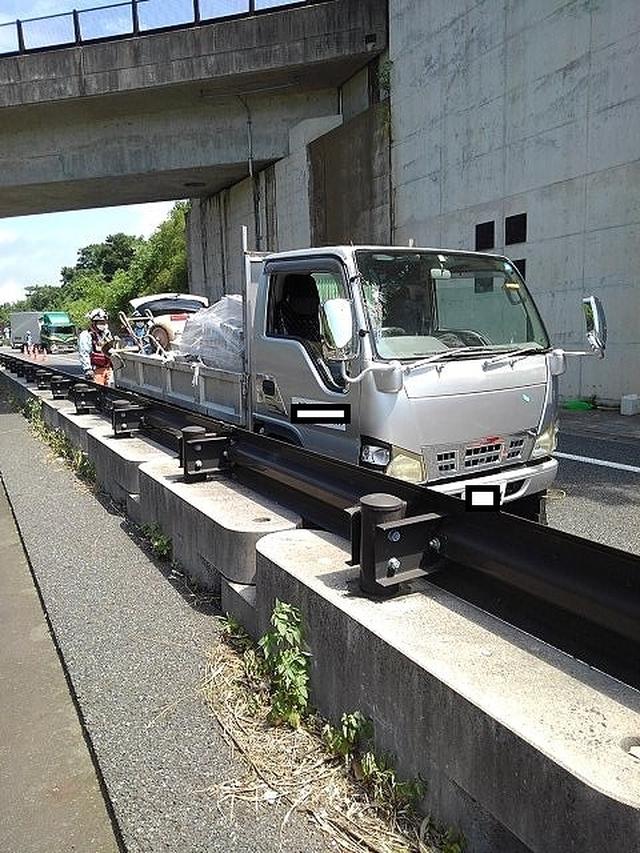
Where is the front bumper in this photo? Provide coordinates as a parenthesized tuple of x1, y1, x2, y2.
(427, 457, 558, 504)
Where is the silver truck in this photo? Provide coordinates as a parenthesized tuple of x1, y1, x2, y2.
(10, 311, 42, 348)
(113, 239, 607, 520)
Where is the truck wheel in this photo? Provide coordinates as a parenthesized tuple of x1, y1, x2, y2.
(505, 492, 548, 525)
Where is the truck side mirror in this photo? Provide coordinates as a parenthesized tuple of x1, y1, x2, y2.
(320, 299, 356, 362)
(582, 295, 607, 358)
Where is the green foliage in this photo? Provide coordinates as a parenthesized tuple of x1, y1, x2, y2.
(257, 599, 310, 728)
(220, 613, 253, 652)
(358, 751, 426, 813)
(20, 398, 95, 484)
(141, 523, 172, 560)
(323, 711, 373, 760)
(62, 232, 142, 284)
(377, 57, 393, 96)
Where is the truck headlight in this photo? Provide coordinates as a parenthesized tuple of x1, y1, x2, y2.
(360, 442, 391, 468)
(387, 448, 425, 483)
(532, 422, 558, 458)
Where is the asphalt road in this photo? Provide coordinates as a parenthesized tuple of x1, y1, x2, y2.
(549, 429, 640, 556)
(16, 349, 640, 556)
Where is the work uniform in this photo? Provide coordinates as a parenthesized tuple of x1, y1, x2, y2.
(78, 327, 113, 385)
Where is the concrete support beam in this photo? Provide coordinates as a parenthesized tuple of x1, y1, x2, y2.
(0, 0, 387, 217)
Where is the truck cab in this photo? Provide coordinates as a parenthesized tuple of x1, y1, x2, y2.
(40, 312, 76, 353)
(249, 246, 605, 517)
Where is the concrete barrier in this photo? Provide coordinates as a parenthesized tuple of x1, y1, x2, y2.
(256, 529, 640, 853)
(138, 459, 300, 591)
(2, 363, 639, 853)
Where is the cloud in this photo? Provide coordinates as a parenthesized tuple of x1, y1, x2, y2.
(0, 227, 18, 245)
(133, 201, 178, 238)
(0, 279, 26, 304)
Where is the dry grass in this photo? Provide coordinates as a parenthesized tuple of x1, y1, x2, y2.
(200, 624, 460, 853)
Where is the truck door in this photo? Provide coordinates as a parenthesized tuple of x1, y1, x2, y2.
(251, 258, 360, 463)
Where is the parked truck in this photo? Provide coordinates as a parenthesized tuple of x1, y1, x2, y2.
(10, 311, 42, 349)
(40, 311, 76, 353)
(112, 237, 607, 520)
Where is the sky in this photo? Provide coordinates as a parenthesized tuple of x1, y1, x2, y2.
(0, 201, 175, 304)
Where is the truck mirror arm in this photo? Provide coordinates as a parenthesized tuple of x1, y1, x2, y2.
(341, 360, 403, 387)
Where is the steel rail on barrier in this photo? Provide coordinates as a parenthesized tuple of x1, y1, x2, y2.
(0, 0, 316, 57)
(2, 352, 640, 668)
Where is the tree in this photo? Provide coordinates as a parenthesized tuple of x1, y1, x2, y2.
(63, 232, 143, 285)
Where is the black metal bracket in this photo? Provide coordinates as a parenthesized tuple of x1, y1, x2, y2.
(180, 426, 231, 482)
(351, 493, 446, 596)
(36, 370, 51, 390)
(23, 364, 37, 384)
(50, 377, 72, 399)
(373, 513, 445, 586)
(73, 383, 98, 415)
(111, 399, 146, 437)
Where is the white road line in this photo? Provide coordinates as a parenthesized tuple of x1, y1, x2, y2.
(555, 451, 640, 474)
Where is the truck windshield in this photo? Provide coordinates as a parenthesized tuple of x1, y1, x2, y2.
(355, 250, 549, 360)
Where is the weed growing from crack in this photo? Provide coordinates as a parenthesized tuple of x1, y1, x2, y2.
(21, 398, 96, 485)
(141, 522, 172, 561)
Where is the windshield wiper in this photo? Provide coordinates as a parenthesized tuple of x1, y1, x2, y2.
(482, 344, 546, 368)
(404, 347, 489, 372)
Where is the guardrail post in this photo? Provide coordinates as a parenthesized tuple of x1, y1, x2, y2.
(193, 0, 201, 25)
(72, 9, 81, 44)
(36, 370, 51, 390)
(16, 19, 25, 53)
(50, 377, 72, 400)
(131, 0, 140, 35)
(73, 382, 98, 415)
(359, 493, 407, 597)
(111, 398, 145, 438)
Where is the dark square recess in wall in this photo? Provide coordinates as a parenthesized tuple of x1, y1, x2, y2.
(505, 213, 527, 245)
(513, 258, 527, 278)
(475, 221, 495, 251)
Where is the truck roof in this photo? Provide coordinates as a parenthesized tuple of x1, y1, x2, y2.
(261, 245, 510, 264)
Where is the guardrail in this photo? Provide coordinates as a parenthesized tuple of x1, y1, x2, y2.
(0, 0, 312, 56)
(3, 349, 640, 689)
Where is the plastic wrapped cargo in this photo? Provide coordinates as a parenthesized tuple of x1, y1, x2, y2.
(175, 294, 244, 372)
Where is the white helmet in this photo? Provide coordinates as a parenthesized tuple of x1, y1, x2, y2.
(87, 308, 108, 322)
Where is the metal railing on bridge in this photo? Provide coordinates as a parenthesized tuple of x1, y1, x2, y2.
(0, 0, 312, 56)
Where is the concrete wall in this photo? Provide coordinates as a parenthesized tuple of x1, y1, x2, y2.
(388, 0, 640, 402)
(309, 100, 391, 245)
(187, 114, 343, 300)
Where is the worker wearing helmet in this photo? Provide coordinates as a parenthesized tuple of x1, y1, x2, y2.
(78, 308, 114, 385)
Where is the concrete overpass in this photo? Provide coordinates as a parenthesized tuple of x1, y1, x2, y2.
(0, 0, 387, 217)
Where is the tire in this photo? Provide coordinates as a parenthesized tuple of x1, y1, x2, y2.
(150, 324, 171, 351)
(505, 491, 548, 525)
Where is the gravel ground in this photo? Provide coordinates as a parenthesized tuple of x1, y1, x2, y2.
(0, 399, 333, 853)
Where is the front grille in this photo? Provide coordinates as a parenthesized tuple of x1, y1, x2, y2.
(436, 449, 457, 474)
(464, 442, 502, 469)
(506, 437, 525, 460)
(423, 431, 535, 482)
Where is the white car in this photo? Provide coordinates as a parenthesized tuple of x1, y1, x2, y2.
(128, 292, 209, 350)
